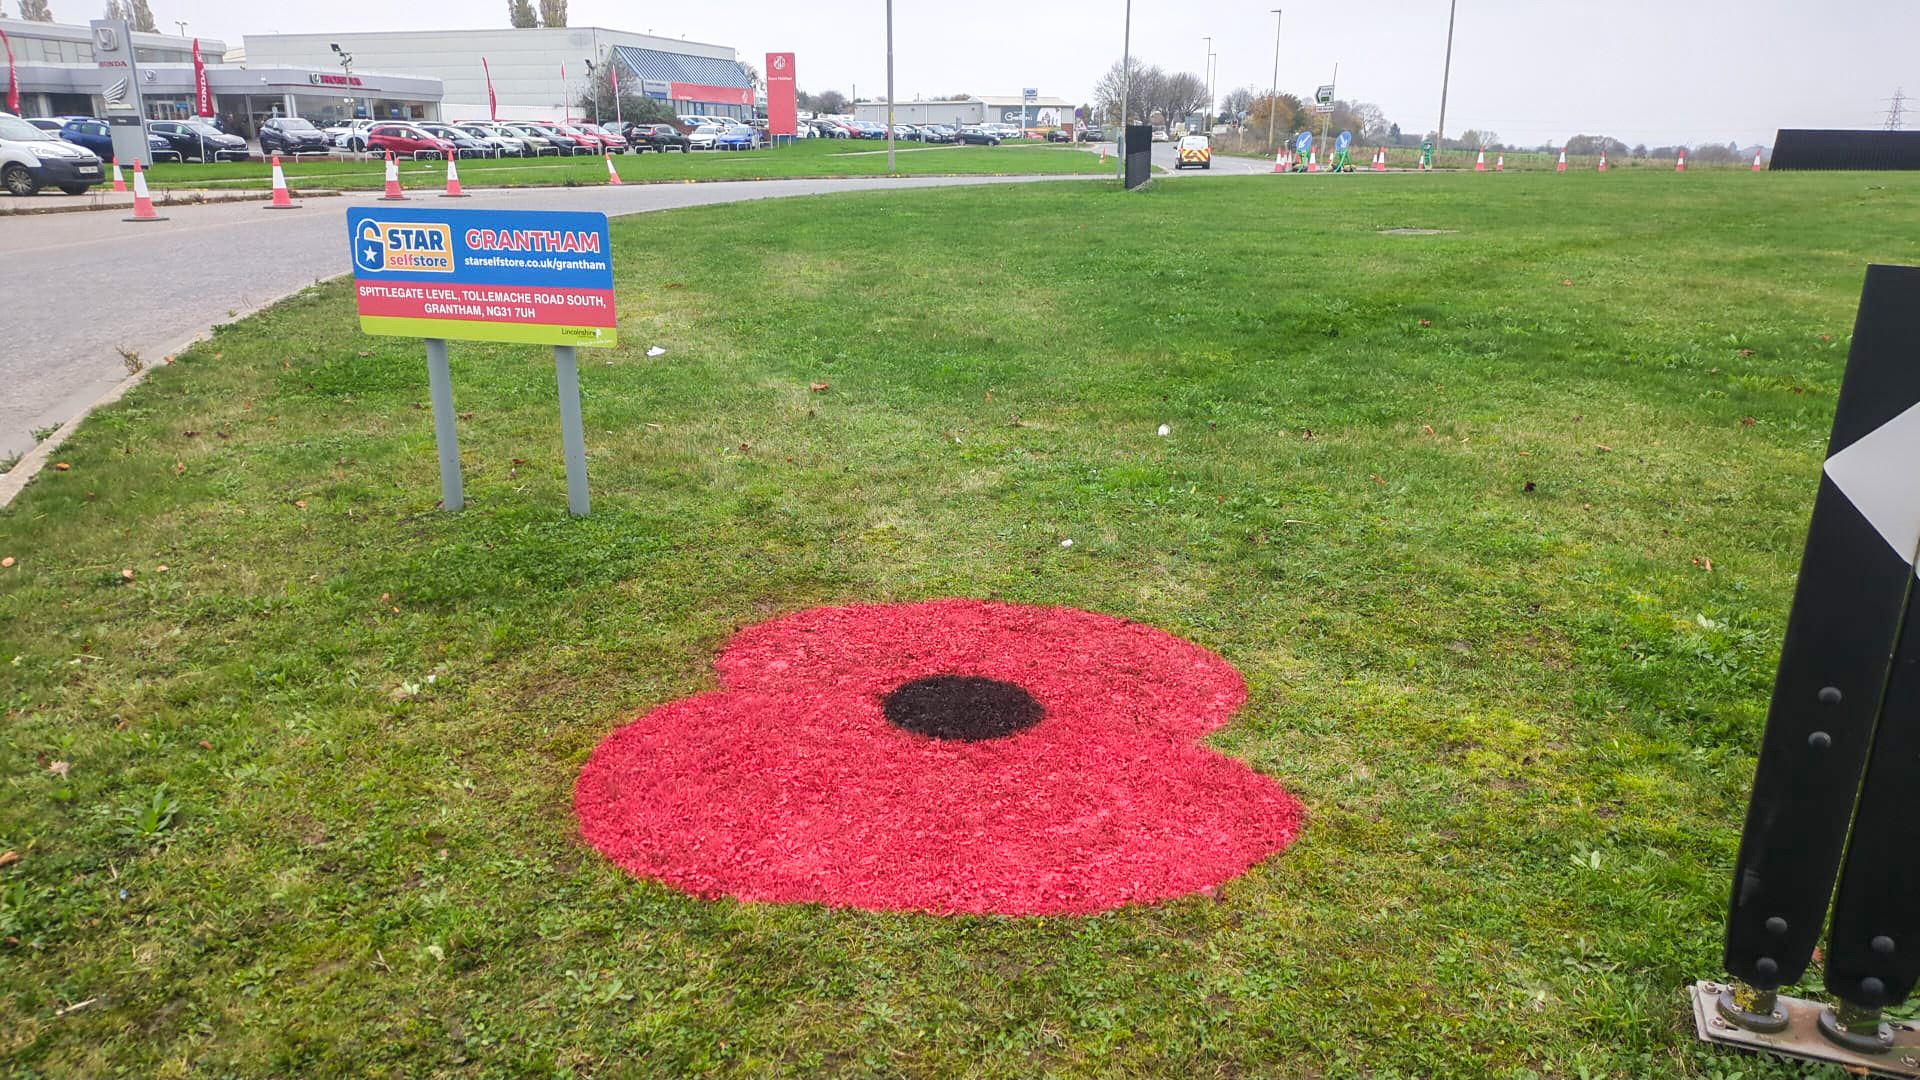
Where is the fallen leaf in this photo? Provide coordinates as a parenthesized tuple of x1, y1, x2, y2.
(48, 761, 69, 778)
(1371, 474, 1385, 486)
(0, 557, 12, 568)
(1820, 334, 1833, 343)
(644, 423, 662, 430)
(1418, 319, 1432, 328)
(1595, 444, 1613, 452)
(358, 351, 372, 358)
(0, 851, 18, 869)
(1692, 556, 1715, 571)
(1740, 416, 1756, 426)
(54, 462, 71, 472)
(739, 443, 751, 452)
(1560, 279, 1573, 287)
(809, 382, 831, 392)
(293, 500, 308, 509)
(665, 282, 685, 289)
(120, 568, 135, 581)
(182, 430, 198, 438)
(984, 390, 993, 401)
(173, 462, 186, 476)
(1302, 429, 1313, 440)
(1523, 480, 1536, 492)
(381, 592, 391, 603)
(156, 565, 169, 573)
(457, 411, 473, 420)
(198, 740, 212, 750)
(1421, 424, 1435, 435)
(1738, 348, 1755, 357)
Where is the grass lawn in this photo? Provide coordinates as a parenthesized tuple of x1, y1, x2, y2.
(4, 170, 1919, 1078)
(145, 138, 1108, 191)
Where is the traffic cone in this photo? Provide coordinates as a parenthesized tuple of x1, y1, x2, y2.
(1556, 147, 1567, 173)
(1495, 152, 1505, 171)
(1752, 149, 1764, 172)
(605, 151, 622, 185)
(380, 152, 407, 200)
(1598, 151, 1608, 172)
(1272, 147, 1285, 173)
(122, 159, 166, 223)
(440, 154, 469, 198)
(264, 155, 300, 209)
(1373, 147, 1386, 171)
(1099, 145, 1105, 164)
(111, 158, 127, 193)
(1474, 147, 1486, 172)
(1307, 150, 1318, 173)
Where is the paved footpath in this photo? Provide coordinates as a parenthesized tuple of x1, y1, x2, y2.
(1, 174, 1094, 466)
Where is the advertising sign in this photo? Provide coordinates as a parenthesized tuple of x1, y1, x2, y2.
(766, 52, 797, 137)
(90, 19, 152, 167)
(348, 207, 617, 347)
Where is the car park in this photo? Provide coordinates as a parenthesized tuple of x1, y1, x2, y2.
(955, 125, 1001, 145)
(1174, 133, 1211, 169)
(258, 117, 333, 155)
(367, 122, 455, 159)
(148, 119, 249, 161)
(625, 123, 691, 152)
(1, 111, 104, 195)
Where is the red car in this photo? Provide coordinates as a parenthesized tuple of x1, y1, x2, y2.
(576, 123, 630, 153)
(367, 122, 456, 159)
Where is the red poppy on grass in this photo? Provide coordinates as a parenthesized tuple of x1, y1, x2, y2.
(575, 599, 1305, 915)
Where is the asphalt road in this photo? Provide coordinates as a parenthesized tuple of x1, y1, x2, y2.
(0, 172, 1095, 462)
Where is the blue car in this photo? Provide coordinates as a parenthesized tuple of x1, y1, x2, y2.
(715, 124, 760, 151)
(52, 116, 176, 161)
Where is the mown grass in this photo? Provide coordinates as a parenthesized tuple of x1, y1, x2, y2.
(146, 138, 1107, 190)
(4, 170, 1919, 1078)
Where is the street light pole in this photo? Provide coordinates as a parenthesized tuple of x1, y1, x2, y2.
(585, 58, 598, 125)
(1201, 36, 1211, 133)
(885, 0, 895, 174)
(1267, 9, 1282, 150)
(1118, 0, 1132, 180)
(1436, 0, 1457, 147)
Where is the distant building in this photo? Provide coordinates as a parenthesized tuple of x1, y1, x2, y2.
(854, 95, 1076, 128)
(242, 27, 756, 125)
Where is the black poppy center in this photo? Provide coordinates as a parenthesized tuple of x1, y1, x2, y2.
(882, 675, 1043, 742)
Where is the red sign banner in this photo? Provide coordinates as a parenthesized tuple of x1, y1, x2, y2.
(669, 82, 754, 108)
(192, 38, 213, 117)
(765, 53, 796, 136)
(483, 56, 498, 121)
(2, 28, 17, 115)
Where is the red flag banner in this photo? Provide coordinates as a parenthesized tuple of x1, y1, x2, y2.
(766, 53, 796, 137)
(2, 27, 18, 116)
(483, 56, 498, 121)
(192, 38, 213, 117)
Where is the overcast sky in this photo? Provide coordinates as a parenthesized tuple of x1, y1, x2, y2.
(114, 0, 1918, 147)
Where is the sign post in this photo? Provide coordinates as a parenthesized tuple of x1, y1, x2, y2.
(348, 207, 617, 516)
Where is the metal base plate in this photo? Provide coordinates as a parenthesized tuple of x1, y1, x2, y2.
(1690, 981, 1920, 1078)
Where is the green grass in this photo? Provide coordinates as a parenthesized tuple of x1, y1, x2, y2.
(146, 137, 1107, 190)
(4, 170, 1919, 1078)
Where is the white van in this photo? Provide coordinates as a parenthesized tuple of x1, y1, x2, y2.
(0, 111, 105, 196)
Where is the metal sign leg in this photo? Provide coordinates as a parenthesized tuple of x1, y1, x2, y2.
(424, 337, 464, 511)
(552, 345, 590, 517)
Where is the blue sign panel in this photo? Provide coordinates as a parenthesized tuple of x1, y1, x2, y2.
(347, 207, 617, 347)
(1336, 130, 1352, 150)
(1294, 131, 1313, 154)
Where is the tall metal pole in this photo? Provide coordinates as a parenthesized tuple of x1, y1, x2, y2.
(1118, 0, 1132, 180)
(885, 0, 896, 173)
(1268, 9, 1282, 150)
(1202, 36, 1211, 133)
(1436, 0, 1457, 147)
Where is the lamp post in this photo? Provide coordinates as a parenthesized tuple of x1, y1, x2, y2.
(1436, 0, 1457, 149)
(584, 58, 598, 125)
(1201, 36, 1211, 133)
(174, 20, 188, 36)
(885, 0, 895, 174)
(1267, 9, 1282, 150)
(1118, 0, 1132, 180)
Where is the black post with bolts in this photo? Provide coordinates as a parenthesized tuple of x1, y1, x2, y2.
(1696, 264, 1920, 1075)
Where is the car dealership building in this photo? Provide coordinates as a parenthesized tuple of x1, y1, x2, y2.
(854, 95, 1077, 129)
(241, 27, 757, 124)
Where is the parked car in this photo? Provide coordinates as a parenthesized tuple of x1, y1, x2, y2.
(148, 119, 249, 161)
(576, 123, 630, 153)
(367, 122, 455, 159)
(24, 116, 65, 132)
(51, 116, 175, 161)
(688, 124, 721, 150)
(522, 121, 596, 154)
(324, 118, 373, 150)
(888, 124, 920, 140)
(417, 122, 494, 158)
(0, 111, 104, 195)
(451, 122, 529, 156)
(918, 124, 955, 144)
(955, 126, 1001, 145)
(1046, 127, 1075, 143)
(625, 123, 691, 153)
(491, 124, 566, 156)
(1081, 124, 1104, 141)
(258, 116, 333, 155)
(811, 119, 851, 138)
(715, 123, 760, 150)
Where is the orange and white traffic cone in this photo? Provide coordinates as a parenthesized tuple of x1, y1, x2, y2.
(1474, 147, 1486, 172)
(1556, 147, 1568, 173)
(1598, 151, 1608, 172)
(1307, 150, 1318, 173)
(111, 158, 127, 193)
(1752, 150, 1764, 172)
(1272, 148, 1285, 173)
(605, 151, 622, 185)
(440, 154, 468, 198)
(1099, 144, 1106, 164)
(122, 159, 166, 223)
(1495, 152, 1505, 171)
(1675, 149, 1686, 172)
(264, 155, 300, 209)
(1374, 147, 1386, 171)
(380, 152, 407, 200)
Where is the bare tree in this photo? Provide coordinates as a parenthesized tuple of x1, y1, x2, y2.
(1094, 57, 1159, 127)
(1219, 86, 1256, 123)
(19, 0, 54, 18)
(812, 89, 847, 115)
(1156, 71, 1209, 134)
